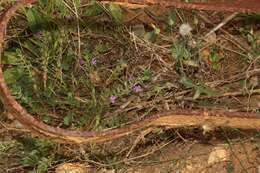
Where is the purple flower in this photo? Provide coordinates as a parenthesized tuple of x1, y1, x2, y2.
(79, 58, 85, 66)
(110, 96, 117, 104)
(91, 58, 97, 65)
(133, 85, 143, 93)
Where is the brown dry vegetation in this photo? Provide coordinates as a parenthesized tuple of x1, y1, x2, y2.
(0, 0, 259, 172)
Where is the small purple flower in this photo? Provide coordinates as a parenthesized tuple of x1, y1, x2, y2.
(79, 58, 85, 66)
(110, 96, 117, 104)
(91, 58, 97, 65)
(133, 85, 143, 93)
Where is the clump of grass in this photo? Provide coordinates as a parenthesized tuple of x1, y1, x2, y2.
(3, 0, 138, 130)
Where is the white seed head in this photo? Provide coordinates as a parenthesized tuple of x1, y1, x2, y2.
(179, 23, 192, 37)
(202, 124, 214, 135)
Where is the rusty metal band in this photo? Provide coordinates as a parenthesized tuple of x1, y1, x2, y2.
(0, 0, 259, 144)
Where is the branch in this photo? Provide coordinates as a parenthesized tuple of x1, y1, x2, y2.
(100, 0, 260, 13)
(0, 0, 259, 144)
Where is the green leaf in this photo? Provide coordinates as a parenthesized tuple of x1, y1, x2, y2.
(180, 76, 220, 99)
(25, 8, 42, 32)
(2, 51, 20, 65)
(226, 162, 234, 173)
(180, 76, 195, 88)
(152, 24, 160, 35)
(141, 69, 152, 82)
(63, 112, 74, 126)
(212, 63, 221, 71)
(144, 31, 156, 42)
(66, 92, 78, 106)
(144, 25, 160, 42)
(54, 0, 69, 16)
(4, 68, 24, 84)
(36, 157, 50, 173)
(193, 89, 201, 100)
(171, 43, 191, 61)
(209, 53, 219, 62)
(85, 2, 104, 17)
(168, 10, 176, 26)
(34, 139, 53, 151)
(43, 116, 52, 124)
(239, 13, 260, 20)
(22, 150, 40, 167)
(79, 114, 89, 126)
(83, 50, 93, 61)
(95, 43, 110, 54)
(109, 3, 123, 23)
(196, 85, 220, 97)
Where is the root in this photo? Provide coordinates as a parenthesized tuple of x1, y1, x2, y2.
(0, 0, 259, 144)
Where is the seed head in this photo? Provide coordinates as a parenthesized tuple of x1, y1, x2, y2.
(179, 23, 192, 37)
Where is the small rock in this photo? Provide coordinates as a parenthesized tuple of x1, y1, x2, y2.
(208, 146, 230, 164)
(55, 163, 93, 173)
(97, 168, 116, 173)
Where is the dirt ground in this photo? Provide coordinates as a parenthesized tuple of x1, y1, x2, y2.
(117, 140, 260, 173)
(52, 134, 260, 173)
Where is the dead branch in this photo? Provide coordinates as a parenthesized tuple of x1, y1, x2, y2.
(100, 0, 260, 13)
(0, 1, 259, 144)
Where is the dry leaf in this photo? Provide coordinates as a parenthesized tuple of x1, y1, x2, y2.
(200, 48, 211, 64)
(249, 76, 258, 88)
(132, 24, 146, 38)
(205, 32, 217, 44)
(89, 71, 102, 85)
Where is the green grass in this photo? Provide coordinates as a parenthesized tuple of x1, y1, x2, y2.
(3, 0, 159, 130)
